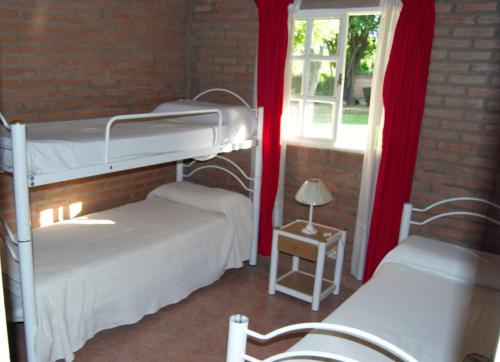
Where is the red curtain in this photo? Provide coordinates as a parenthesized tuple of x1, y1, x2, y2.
(363, 0, 435, 280)
(256, 0, 293, 255)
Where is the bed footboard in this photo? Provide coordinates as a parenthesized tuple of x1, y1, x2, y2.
(226, 314, 417, 362)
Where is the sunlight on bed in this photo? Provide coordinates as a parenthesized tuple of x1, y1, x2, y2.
(39, 201, 84, 227)
(60, 218, 115, 225)
(69, 202, 82, 218)
(39, 209, 54, 227)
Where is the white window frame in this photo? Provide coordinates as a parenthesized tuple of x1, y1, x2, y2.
(286, 7, 381, 153)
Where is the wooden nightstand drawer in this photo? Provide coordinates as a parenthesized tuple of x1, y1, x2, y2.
(278, 235, 317, 262)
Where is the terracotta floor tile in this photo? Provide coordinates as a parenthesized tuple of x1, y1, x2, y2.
(8, 256, 361, 361)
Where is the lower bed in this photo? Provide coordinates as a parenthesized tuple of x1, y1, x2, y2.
(288, 236, 500, 361)
(2, 181, 252, 362)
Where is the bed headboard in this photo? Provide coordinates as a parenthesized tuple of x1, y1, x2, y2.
(178, 156, 255, 193)
(399, 197, 500, 243)
(174, 88, 263, 266)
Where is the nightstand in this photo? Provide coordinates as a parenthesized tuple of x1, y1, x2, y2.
(268, 219, 346, 311)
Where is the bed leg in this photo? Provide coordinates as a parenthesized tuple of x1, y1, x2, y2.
(249, 107, 264, 266)
(12, 123, 37, 362)
(399, 203, 413, 243)
(176, 160, 184, 182)
(226, 315, 249, 362)
(333, 231, 345, 295)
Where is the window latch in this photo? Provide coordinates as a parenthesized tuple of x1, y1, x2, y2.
(338, 73, 343, 87)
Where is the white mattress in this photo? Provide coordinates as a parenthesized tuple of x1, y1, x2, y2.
(0, 100, 256, 175)
(1, 182, 253, 362)
(288, 236, 500, 361)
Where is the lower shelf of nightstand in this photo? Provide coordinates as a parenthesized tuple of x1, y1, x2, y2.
(275, 270, 335, 303)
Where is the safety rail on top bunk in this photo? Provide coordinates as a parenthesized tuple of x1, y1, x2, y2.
(226, 314, 418, 362)
(399, 197, 500, 242)
(103, 109, 223, 163)
(0, 109, 225, 186)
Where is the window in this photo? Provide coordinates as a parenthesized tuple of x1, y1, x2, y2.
(284, 9, 380, 152)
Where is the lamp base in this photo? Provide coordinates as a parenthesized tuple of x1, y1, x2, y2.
(301, 223, 317, 235)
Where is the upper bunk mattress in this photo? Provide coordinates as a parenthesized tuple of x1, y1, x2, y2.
(0, 100, 256, 175)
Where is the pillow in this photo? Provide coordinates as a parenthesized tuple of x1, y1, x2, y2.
(148, 181, 252, 250)
(152, 100, 256, 143)
(379, 235, 500, 291)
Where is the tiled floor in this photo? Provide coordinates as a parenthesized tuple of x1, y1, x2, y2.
(8, 256, 361, 362)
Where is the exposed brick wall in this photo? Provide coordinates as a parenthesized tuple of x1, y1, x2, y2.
(0, 1, 187, 228)
(0, 0, 187, 121)
(0, 165, 175, 228)
(188, 0, 258, 102)
(410, 0, 500, 253)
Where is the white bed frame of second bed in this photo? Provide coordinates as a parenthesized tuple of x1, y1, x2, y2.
(226, 197, 500, 362)
(0, 88, 263, 362)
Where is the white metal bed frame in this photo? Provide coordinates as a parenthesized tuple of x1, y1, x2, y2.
(0, 88, 263, 362)
(226, 196, 500, 362)
(226, 315, 417, 362)
(399, 197, 500, 243)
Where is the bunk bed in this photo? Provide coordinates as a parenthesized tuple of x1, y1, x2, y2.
(0, 89, 263, 362)
(226, 197, 500, 362)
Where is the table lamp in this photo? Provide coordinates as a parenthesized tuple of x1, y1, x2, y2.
(295, 178, 333, 234)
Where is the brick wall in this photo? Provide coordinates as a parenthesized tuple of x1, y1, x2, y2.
(188, 0, 258, 102)
(0, 1, 187, 227)
(283, 146, 363, 270)
(0, 165, 176, 228)
(411, 0, 500, 253)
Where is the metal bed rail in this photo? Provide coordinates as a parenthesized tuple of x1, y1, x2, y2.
(399, 197, 500, 242)
(194, 88, 254, 110)
(1, 109, 225, 186)
(9, 122, 37, 362)
(0, 112, 10, 130)
(182, 155, 255, 193)
(226, 314, 418, 362)
(103, 109, 222, 163)
(1, 218, 19, 262)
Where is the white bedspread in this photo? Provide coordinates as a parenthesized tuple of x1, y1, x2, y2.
(0, 100, 255, 175)
(2, 182, 252, 362)
(289, 237, 500, 361)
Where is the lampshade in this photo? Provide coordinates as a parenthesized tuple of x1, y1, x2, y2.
(295, 178, 333, 206)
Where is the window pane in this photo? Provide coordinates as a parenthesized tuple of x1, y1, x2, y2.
(307, 61, 336, 97)
(302, 102, 334, 139)
(284, 100, 302, 139)
(291, 60, 304, 96)
(293, 20, 307, 56)
(311, 19, 340, 56)
(336, 14, 380, 151)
